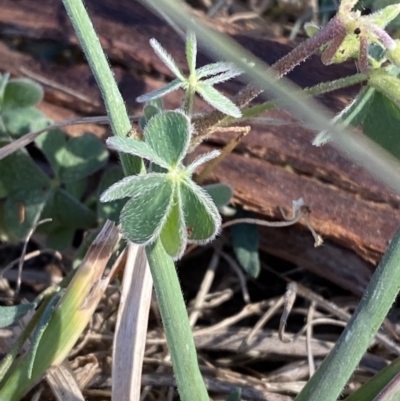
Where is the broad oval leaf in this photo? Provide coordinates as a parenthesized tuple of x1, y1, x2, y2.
(3, 188, 50, 240)
(363, 91, 400, 161)
(101, 173, 167, 202)
(42, 188, 96, 230)
(179, 179, 221, 243)
(56, 133, 108, 183)
(203, 183, 233, 208)
(196, 83, 242, 118)
(107, 136, 169, 169)
(144, 110, 191, 167)
(120, 178, 174, 244)
(230, 211, 260, 278)
(2, 78, 43, 110)
(2, 107, 49, 137)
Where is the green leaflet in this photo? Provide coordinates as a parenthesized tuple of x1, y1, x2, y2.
(107, 135, 169, 169)
(180, 179, 221, 243)
(230, 211, 260, 278)
(363, 91, 400, 160)
(149, 38, 185, 81)
(203, 183, 233, 208)
(120, 177, 173, 244)
(2, 107, 49, 137)
(160, 191, 187, 259)
(186, 31, 197, 76)
(100, 173, 167, 202)
(1, 78, 43, 110)
(196, 82, 241, 118)
(144, 111, 190, 168)
(137, 33, 242, 118)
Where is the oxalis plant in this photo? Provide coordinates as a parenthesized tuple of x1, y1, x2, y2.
(2, 0, 400, 400)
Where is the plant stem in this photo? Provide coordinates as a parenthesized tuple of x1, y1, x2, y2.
(61, 1, 208, 400)
(61, 0, 141, 176)
(295, 226, 400, 401)
(218, 72, 368, 126)
(146, 240, 209, 400)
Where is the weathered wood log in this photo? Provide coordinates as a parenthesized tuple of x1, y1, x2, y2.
(1, 0, 399, 293)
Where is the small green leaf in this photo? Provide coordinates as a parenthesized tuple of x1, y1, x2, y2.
(0, 303, 36, 328)
(369, 70, 400, 110)
(230, 211, 260, 278)
(363, 91, 400, 160)
(3, 188, 50, 239)
(144, 104, 162, 122)
(35, 129, 67, 175)
(136, 79, 182, 103)
(120, 179, 174, 244)
(160, 192, 187, 259)
(101, 173, 167, 202)
(146, 98, 164, 110)
(0, 150, 50, 191)
(186, 150, 220, 176)
(2, 78, 43, 110)
(149, 39, 185, 80)
(203, 183, 233, 208)
(56, 133, 108, 183)
(186, 31, 197, 75)
(144, 111, 191, 167)
(226, 388, 242, 401)
(43, 189, 96, 229)
(107, 136, 169, 169)
(196, 83, 242, 118)
(65, 178, 87, 200)
(180, 180, 221, 243)
(370, 3, 400, 29)
(313, 86, 375, 146)
(2, 107, 49, 137)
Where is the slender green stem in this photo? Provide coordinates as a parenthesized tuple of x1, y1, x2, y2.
(295, 226, 400, 401)
(216, 72, 368, 126)
(61, 1, 208, 400)
(61, 0, 141, 176)
(183, 85, 196, 116)
(146, 240, 209, 400)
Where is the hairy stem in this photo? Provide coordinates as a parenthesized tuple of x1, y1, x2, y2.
(62, 0, 141, 175)
(218, 72, 368, 126)
(295, 226, 400, 401)
(60, 1, 209, 400)
(146, 240, 209, 400)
